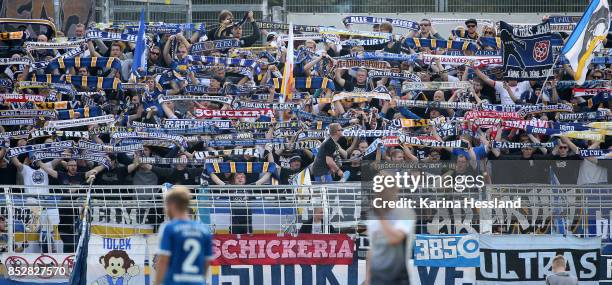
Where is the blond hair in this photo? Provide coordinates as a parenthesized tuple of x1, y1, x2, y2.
(165, 186, 191, 212)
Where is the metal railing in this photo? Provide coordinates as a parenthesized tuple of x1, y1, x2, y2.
(99, 0, 588, 25)
(0, 184, 611, 255)
(285, 0, 587, 13)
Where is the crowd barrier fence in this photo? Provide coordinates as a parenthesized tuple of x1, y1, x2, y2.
(0, 183, 611, 255)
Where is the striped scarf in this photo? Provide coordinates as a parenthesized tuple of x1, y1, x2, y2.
(189, 39, 241, 54)
(184, 85, 221, 95)
(29, 74, 122, 90)
(368, 70, 421, 82)
(0, 57, 32, 66)
(194, 108, 274, 118)
(293, 108, 351, 125)
(141, 157, 222, 165)
(332, 91, 391, 102)
(47, 114, 115, 129)
(111, 131, 188, 148)
(338, 38, 389, 47)
(189, 65, 254, 76)
(579, 149, 611, 158)
(396, 100, 475, 110)
(270, 77, 335, 91)
(28, 130, 89, 140)
(558, 110, 610, 121)
(47, 57, 122, 71)
(56, 106, 103, 119)
(0, 31, 26, 41)
(319, 27, 392, 39)
(24, 39, 86, 50)
(163, 119, 234, 130)
(561, 131, 608, 142)
(402, 81, 472, 91)
(234, 121, 300, 130)
(0, 130, 30, 139)
(517, 104, 574, 116)
(195, 148, 261, 159)
(158, 95, 233, 105)
(35, 101, 81, 110)
(0, 109, 56, 118)
(399, 135, 468, 148)
(338, 52, 417, 62)
(335, 60, 391, 70)
(555, 80, 608, 90)
(491, 141, 556, 149)
(551, 122, 591, 132)
(204, 138, 285, 147)
(402, 38, 478, 51)
(479, 103, 523, 112)
(342, 16, 419, 31)
(85, 30, 137, 42)
(188, 55, 262, 72)
(30, 151, 111, 168)
(122, 22, 207, 34)
(143, 126, 222, 135)
(0, 118, 36, 125)
(77, 140, 143, 153)
(256, 22, 320, 33)
(7, 141, 74, 158)
(205, 162, 277, 174)
(232, 101, 300, 111)
(0, 94, 45, 103)
(30, 45, 86, 71)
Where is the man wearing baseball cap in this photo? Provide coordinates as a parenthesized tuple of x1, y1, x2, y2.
(465, 19, 479, 40)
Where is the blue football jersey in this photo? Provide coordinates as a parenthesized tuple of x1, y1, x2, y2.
(158, 219, 212, 285)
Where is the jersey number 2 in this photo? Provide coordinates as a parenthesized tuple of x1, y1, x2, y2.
(182, 238, 201, 273)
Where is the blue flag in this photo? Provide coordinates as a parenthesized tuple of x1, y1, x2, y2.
(131, 9, 147, 78)
(68, 199, 91, 285)
(499, 21, 558, 80)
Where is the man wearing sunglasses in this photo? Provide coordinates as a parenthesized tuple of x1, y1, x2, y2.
(465, 19, 480, 40)
(548, 137, 583, 184)
(416, 19, 444, 40)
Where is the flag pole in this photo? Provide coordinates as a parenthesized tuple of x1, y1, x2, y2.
(536, 53, 562, 105)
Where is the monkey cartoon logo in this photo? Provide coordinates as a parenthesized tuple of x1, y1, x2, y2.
(91, 250, 140, 285)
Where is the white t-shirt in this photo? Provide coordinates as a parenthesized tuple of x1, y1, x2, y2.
(311, 222, 322, 234)
(577, 159, 608, 185)
(494, 81, 531, 105)
(21, 163, 51, 195)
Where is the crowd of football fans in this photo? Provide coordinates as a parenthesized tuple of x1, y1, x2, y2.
(0, 11, 610, 195)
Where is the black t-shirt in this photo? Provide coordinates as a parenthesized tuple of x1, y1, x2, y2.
(312, 138, 338, 176)
(57, 171, 86, 186)
(341, 164, 362, 181)
(56, 171, 86, 233)
(491, 155, 549, 184)
(96, 166, 129, 186)
(547, 154, 582, 184)
(152, 166, 202, 185)
(279, 167, 304, 185)
(0, 163, 17, 186)
(274, 149, 311, 169)
(341, 73, 369, 92)
(480, 84, 497, 103)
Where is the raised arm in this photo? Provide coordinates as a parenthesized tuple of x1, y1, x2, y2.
(37, 160, 58, 179)
(473, 67, 495, 87)
(10, 156, 24, 172)
(163, 35, 175, 66)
